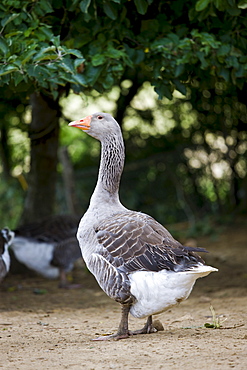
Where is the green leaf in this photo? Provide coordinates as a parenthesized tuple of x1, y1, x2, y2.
(39, 0, 54, 13)
(167, 33, 180, 45)
(59, 73, 76, 84)
(235, 65, 244, 78)
(217, 44, 231, 56)
(196, 51, 209, 68)
(238, 0, 247, 9)
(219, 68, 230, 82)
(173, 79, 187, 95)
(105, 45, 125, 59)
(111, 64, 124, 72)
(24, 28, 34, 38)
(39, 26, 54, 40)
(134, 0, 148, 14)
(131, 49, 145, 64)
(0, 73, 10, 85)
(0, 38, 8, 55)
(103, 3, 118, 20)
(102, 72, 114, 89)
(91, 54, 106, 66)
(60, 58, 75, 73)
(13, 72, 24, 86)
(35, 31, 49, 42)
(65, 49, 84, 58)
(51, 36, 61, 48)
(79, 0, 91, 13)
(0, 65, 19, 76)
(21, 49, 37, 65)
(4, 31, 23, 38)
(227, 7, 241, 15)
(72, 73, 87, 86)
(204, 323, 215, 328)
(195, 0, 211, 12)
(1, 13, 20, 28)
(153, 82, 173, 100)
(51, 89, 59, 100)
(27, 65, 50, 79)
(33, 46, 57, 62)
(74, 58, 86, 68)
(174, 64, 185, 77)
(85, 64, 104, 85)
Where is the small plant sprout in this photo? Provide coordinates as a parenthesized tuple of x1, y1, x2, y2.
(204, 305, 227, 329)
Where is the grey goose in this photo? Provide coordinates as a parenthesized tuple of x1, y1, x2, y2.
(69, 112, 218, 340)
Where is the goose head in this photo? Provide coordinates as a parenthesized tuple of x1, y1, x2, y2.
(0, 228, 15, 254)
(68, 112, 122, 142)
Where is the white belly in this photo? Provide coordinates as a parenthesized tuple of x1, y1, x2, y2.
(129, 265, 217, 318)
(11, 237, 59, 279)
(2, 248, 10, 272)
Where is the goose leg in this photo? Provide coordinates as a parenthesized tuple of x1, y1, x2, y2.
(92, 307, 163, 341)
(130, 315, 160, 335)
(92, 304, 131, 341)
(58, 269, 81, 289)
(58, 269, 68, 288)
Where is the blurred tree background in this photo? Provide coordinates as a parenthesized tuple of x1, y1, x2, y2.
(0, 0, 246, 232)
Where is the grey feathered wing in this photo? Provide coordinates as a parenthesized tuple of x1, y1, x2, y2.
(90, 211, 207, 304)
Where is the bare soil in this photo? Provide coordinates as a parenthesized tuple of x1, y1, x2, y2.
(0, 218, 247, 370)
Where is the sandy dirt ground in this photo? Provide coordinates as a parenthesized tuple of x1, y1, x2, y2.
(0, 218, 247, 370)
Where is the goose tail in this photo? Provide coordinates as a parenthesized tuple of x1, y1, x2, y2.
(186, 264, 218, 278)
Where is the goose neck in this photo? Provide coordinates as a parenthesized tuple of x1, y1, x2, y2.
(97, 134, 125, 195)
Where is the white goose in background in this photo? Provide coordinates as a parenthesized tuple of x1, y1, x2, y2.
(10, 215, 82, 288)
(0, 228, 15, 283)
(69, 112, 218, 340)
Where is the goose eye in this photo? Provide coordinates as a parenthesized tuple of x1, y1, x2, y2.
(97, 115, 103, 120)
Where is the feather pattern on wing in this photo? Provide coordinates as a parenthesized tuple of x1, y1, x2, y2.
(89, 253, 134, 304)
(15, 215, 79, 243)
(94, 212, 206, 274)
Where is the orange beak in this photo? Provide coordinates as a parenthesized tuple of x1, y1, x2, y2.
(68, 115, 92, 131)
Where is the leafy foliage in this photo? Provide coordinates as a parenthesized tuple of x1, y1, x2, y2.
(0, 0, 247, 227)
(0, 1, 86, 98)
(0, 0, 247, 99)
(56, 81, 246, 228)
